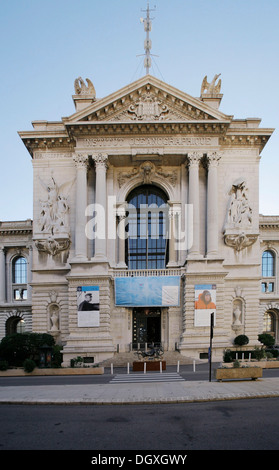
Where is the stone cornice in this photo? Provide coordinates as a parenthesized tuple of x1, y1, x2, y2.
(19, 129, 75, 157)
(259, 215, 279, 230)
(65, 119, 231, 137)
(0, 220, 33, 235)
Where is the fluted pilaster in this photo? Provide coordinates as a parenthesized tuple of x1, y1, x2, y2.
(187, 151, 202, 257)
(92, 153, 108, 260)
(73, 153, 89, 259)
(207, 151, 221, 257)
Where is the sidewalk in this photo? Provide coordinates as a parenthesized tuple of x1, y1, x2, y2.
(1, 375, 279, 405)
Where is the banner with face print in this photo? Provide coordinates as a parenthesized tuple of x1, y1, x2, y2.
(77, 286, 100, 327)
(194, 284, 216, 327)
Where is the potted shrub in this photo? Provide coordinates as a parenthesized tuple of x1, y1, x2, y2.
(234, 335, 249, 347)
(258, 334, 275, 348)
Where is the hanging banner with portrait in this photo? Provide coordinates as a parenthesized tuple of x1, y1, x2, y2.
(77, 286, 100, 327)
(194, 284, 216, 327)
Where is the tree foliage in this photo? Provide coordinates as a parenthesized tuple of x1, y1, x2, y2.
(0, 333, 55, 366)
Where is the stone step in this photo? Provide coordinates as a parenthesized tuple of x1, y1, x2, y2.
(99, 350, 201, 367)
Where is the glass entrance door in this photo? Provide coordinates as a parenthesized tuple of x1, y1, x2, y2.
(132, 307, 161, 348)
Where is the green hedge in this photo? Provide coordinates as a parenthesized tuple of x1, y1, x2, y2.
(224, 348, 278, 362)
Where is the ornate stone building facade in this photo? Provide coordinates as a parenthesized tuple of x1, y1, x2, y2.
(1, 74, 277, 364)
(0, 220, 33, 338)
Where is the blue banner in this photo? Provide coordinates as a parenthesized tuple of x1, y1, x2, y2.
(114, 276, 180, 307)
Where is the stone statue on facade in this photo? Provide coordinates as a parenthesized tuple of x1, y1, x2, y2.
(74, 77, 96, 97)
(223, 178, 258, 251)
(35, 176, 74, 256)
(201, 74, 222, 95)
(225, 178, 252, 229)
(38, 176, 74, 235)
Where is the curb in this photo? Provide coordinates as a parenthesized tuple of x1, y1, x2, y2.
(1, 390, 279, 406)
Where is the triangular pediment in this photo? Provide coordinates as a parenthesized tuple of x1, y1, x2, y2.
(63, 75, 231, 125)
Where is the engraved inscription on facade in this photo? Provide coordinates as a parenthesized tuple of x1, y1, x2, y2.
(80, 136, 217, 149)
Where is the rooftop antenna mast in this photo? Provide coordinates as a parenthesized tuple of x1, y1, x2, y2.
(140, 2, 156, 75)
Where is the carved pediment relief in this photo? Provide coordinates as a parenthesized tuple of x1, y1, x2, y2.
(81, 89, 217, 122)
(65, 76, 230, 125)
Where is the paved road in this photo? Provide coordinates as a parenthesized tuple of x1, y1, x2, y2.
(1, 398, 279, 451)
(1, 362, 278, 386)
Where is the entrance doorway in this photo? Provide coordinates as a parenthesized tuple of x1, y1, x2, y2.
(132, 307, 161, 348)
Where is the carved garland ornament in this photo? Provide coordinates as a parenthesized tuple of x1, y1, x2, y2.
(117, 161, 177, 188)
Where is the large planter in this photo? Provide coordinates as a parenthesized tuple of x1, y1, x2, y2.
(133, 361, 166, 371)
(215, 366, 262, 382)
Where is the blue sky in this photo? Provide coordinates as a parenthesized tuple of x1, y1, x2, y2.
(1, 0, 278, 220)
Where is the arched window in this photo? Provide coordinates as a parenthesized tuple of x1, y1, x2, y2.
(262, 250, 275, 277)
(12, 256, 27, 300)
(13, 257, 27, 284)
(263, 311, 275, 336)
(126, 185, 169, 269)
(6, 317, 26, 336)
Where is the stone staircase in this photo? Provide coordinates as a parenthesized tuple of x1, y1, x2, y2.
(99, 350, 202, 368)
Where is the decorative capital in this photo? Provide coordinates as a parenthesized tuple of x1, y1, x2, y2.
(207, 151, 222, 167)
(187, 151, 203, 167)
(92, 153, 108, 171)
(73, 153, 89, 169)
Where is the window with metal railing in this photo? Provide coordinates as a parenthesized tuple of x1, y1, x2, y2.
(125, 185, 169, 270)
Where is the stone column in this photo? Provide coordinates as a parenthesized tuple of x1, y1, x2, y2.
(73, 153, 89, 259)
(117, 206, 127, 267)
(92, 153, 108, 260)
(167, 202, 181, 266)
(168, 206, 176, 266)
(0, 247, 6, 302)
(27, 244, 33, 300)
(187, 151, 202, 257)
(207, 151, 221, 257)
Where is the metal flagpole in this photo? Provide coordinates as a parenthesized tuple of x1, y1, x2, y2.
(209, 312, 214, 382)
(140, 2, 157, 75)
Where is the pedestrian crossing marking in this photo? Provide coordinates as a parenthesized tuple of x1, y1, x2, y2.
(110, 372, 185, 384)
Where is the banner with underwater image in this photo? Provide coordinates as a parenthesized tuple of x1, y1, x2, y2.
(114, 276, 180, 307)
